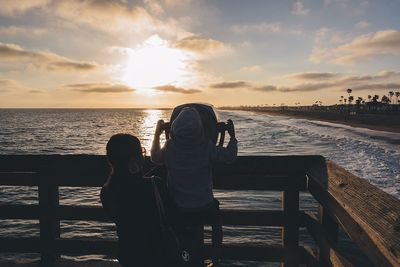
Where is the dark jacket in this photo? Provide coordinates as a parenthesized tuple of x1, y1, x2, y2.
(100, 172, 173, 267)
(151, 107, 237, 209)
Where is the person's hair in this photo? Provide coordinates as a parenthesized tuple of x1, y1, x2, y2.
(106, 133, 144, 171)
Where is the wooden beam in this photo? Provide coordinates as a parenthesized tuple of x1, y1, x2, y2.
(0, 237, 40, 253)
(0, 172, 38, 186)
(304, 212, 354, 267)
(39, 171, 60, 263)
(56, 205, 306, 226)
(0, 204, 39, 219)
(307, 161, 400, 267)
(55, 238, 310, 263)
(0, 155, 322, 174)
(282, 189, 300, 267)
(0, 155, 318, 190)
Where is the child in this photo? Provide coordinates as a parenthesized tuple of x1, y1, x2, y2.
(101, 133, 173, 267)
(151, 107, 238, 266)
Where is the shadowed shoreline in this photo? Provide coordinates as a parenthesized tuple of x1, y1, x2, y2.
(220, 108, 400, 134)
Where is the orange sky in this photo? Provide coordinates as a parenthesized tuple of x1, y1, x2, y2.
(1, 0, 400, 108)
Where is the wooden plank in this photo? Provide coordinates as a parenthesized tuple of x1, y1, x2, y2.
(38, 172, 60, 263)
(0, 207, 305, 226)
(214, 174, 306, 191)
(56, 205, 306, 226)
(0, 155, 318, 189)
(220, 209, 305, 227)
(55, 173, 305, 190)
(304, 212, 354, 267)
(319, 205, 339, 248)
(55, 238, 307, 262)
(282, 189, 300, 267)
(302, 246, 319, 267)
(0, 237, 310, 264)
(0, 172, 38, 186)
(0, 155, 322, 174)
(0, 204, 39, 219)
(0, 237, 40, 253)
(307, 160, 400, 267)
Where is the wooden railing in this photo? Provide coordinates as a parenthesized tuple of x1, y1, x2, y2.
(0, 155, 399, 267)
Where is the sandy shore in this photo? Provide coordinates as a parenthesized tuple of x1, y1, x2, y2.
(231, 109, 400, 134)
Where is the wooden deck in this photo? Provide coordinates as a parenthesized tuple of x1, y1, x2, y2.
(0, 155, 399, 267)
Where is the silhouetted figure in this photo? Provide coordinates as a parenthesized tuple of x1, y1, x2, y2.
(100, 134, 174, 267)
(151, 107, 238, 266)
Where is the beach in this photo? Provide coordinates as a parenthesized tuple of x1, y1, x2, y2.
(222, 108, 400, 134)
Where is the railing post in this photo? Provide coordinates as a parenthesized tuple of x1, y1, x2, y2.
(282, 187, 299, 267)
(39, 171, 60, 265)
(318, 204, 338, 264)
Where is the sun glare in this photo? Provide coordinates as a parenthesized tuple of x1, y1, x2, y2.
(122, 35, 194, 92)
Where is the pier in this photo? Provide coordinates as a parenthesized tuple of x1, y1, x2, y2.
(0, 155, 399, 266)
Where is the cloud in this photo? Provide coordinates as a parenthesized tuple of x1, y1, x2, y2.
(308, 28, 352, 63)
(0, 26, 47, 36)
(286, 70, 400, 83)
(352, 83, 400, 91)
(253, 81, 400, 93)
(209, 81, 251, 89)
(340, 71, 400, 83)
(292, 1, 310, 16)
(162, 0, 191, 7)
(209, 80, 326, 92)
(0, 42, 98, 71)
(286, 72, 342, 80)
(310, 30, 400, 64)
(0, 79, 19, 92)
(46, 61, 98, 71)
(154, 85, 201, 94)
(231, 22, 281, 33)
(28, 90, 42, 94)
(252, 85, 278, 92)
(0, 78, 31, 92)
(175, 36, 232, 55)
(210, 70, 400, 93)
(65, 83, 135, 93)
(355, 20, 369, 29)
(49, 0, 188, 38)
(51, 0, 150, 33)
(0, 0, 49, 16)
(240, 65, 263, 73)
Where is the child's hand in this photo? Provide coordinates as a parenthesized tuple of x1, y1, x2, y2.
(227, 119, 235, 138)
(155, 120, 165, 137)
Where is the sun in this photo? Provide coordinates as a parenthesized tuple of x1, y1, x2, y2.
(122, 35, 195, 92)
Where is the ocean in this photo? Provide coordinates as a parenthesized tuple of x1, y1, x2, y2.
(0, 109, 399, 266)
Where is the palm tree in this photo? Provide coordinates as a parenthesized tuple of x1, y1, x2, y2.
(388, 91, 394, 104)
(346, 88, 352, 98)
(395, 91, 400, 104)
(344, 98, 347, 104)
(381, 95, 390, 104)
(346, 89, 352, 105)
(348, 96, 354, 105)
(367, 95, 372, 102)
(346, 88, 352, 95)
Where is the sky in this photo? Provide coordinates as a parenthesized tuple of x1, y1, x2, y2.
(0, 0, 399, 108)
